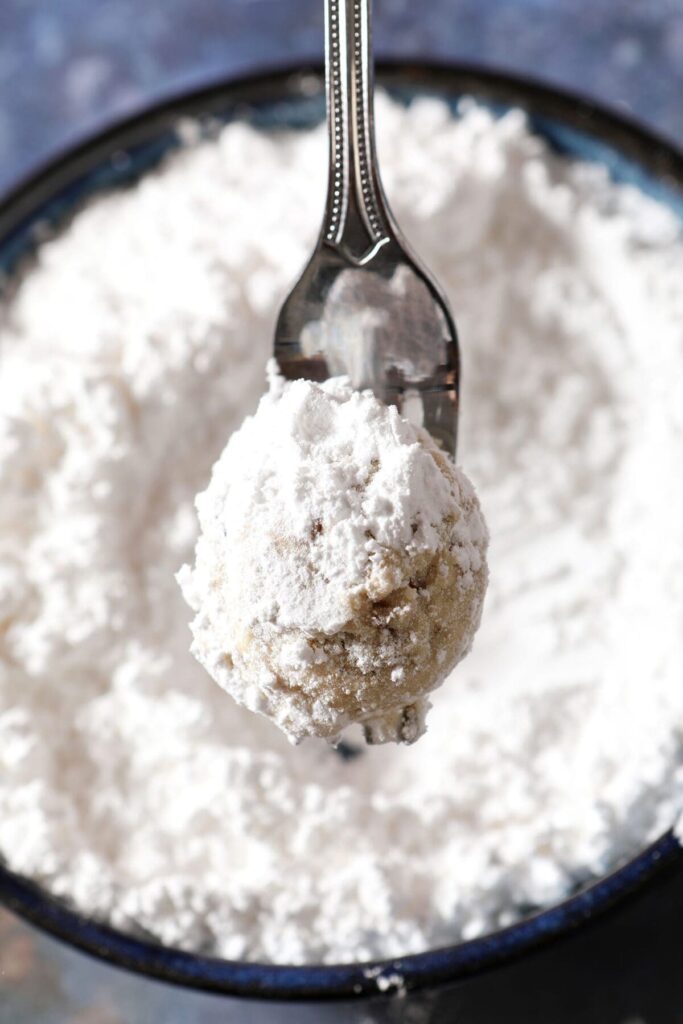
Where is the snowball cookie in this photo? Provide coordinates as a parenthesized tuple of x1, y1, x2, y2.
(178, 369, 488, 745)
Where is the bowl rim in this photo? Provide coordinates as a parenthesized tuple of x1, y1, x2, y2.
(0, 59, 682, 1001)
(1, 58, 681, 236)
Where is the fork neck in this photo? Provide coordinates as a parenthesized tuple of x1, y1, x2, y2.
(322, 0, 391, 265)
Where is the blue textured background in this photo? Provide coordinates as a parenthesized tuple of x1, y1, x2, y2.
(0, 3, 682, 1022)
(0, 0, 681, 194)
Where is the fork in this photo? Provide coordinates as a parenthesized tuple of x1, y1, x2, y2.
(273, 0, 460, 456)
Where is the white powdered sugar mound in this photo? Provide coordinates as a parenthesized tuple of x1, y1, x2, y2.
(0, 94, 682, 964)
(178, 370, 488, 744)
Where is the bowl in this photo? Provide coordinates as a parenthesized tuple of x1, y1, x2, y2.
(0, 62, 682, 1022)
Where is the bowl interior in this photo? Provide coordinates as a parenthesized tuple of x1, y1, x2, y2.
(0, 64, 681, 1000)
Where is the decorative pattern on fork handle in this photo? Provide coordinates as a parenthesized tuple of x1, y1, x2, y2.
(323, 0, 390, 263)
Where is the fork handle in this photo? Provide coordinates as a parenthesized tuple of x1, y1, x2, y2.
(323, 0, 390, 263)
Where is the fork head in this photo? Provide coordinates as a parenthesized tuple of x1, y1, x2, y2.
(274, 234, 460, 456)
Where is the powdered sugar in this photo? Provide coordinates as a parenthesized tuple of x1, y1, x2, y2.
(178, 370, 487, 743)
(0, 94, 682, 964)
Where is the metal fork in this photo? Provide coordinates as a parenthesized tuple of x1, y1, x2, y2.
(273, 0, 460, 456)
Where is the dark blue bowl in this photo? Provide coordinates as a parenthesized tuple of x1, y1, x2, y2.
(0, 63, 682, 1021)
